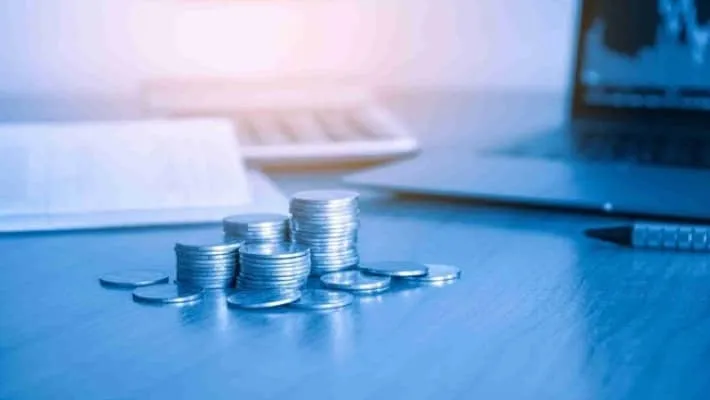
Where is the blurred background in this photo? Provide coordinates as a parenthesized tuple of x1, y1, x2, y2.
(0, 0, 576, 97)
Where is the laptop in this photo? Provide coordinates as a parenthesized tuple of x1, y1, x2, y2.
(345, 0, 710, 220)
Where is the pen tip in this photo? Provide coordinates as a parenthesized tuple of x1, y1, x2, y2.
(584, 226, 631, 245)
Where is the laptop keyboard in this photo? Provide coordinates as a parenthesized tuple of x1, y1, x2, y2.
(231, 109, 397, 146)
(509, 131, 710, 170)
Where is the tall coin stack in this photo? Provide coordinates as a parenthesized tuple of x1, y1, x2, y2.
(175, 241, 242, 289)
(237, 242, 311, 290)
(223, 213, 290, 243)
(290, 190, 360, 275)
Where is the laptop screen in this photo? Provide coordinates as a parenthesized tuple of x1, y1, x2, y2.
(573, 0, 710, 119)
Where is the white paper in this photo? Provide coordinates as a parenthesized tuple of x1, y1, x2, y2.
(0, 119, 287, 232)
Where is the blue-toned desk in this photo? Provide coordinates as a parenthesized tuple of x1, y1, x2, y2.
(1, 91, 708, 400)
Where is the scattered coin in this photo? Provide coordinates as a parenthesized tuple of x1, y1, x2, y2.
(320, 270, 391, 292)
(401, 264, 461, 283)
(359, 261, 429, 278)
(99, 269, 170, 288)
(132, 284, 203, 304)
(289, 289, 354, 310)
(226, 289, 301, 309)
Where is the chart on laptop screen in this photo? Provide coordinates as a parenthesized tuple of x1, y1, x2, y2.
(579, 0, 710, 110)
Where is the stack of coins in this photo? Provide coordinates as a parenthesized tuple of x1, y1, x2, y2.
(223, 213, 290, 243)
(175, 241, 242, 289)
(236, 242, 311, 290)
(290, 190, 360, 275)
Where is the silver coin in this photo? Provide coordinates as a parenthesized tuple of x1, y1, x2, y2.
(132, 284, 203, 304)
(349, 286, 389, 295)
(225, 224, 288, 232)
(290, 200, 358, 210)
(176, 262, 237, 269)
(290, 203, 359, 212)
(312, 260, 359, 269)
(310, 249, 359, 258)
(175, 251, 240, 260)
(291, 222, 359, 232)
(224, 230, 287, 238)
(226, 234, 287, 243)
(239, 272, 307, 282)
(320, 271, 391, 292)
(310, 267, 354, 276)
(227, 289, 301, 309)
(289, 289, 353, 310)
(311, 261, 357, 275)
(290, 189, 359, 204)
(237, 280, 306, 290)
(239, 277, 307, 286)
(241, 267, 309, 274)
(226, 223, 287, 231)
(177, 280, 233, 289)
(290, 211, 359, 220)
(174, 241, 241, 254)
(292, 234, 358, 243)
(360, 261, 429, 278)
(240, 263, 309, 271)
(99, 269, 170, 289)
(240, 242, 310, 259)
(290, 197, 359, 207)
(176, 271, 235, 279)
(311, 254, 359, 263)
(223, 213, 289, 226)
(177, 257, 239, 266)
(311, 260, 358, 270)
(401, 264, 461, 283)
(176, 266, 235, 272)
(293, 237, 357, 245)
(239, 255, 310, 264)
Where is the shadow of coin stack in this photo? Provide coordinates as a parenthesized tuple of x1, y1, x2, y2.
(289, 190, 360, 275)
(222, 213, 290, 244)
(175, 241, 242, 289)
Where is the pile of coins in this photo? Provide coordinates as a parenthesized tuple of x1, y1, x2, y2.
(223, 213, 290, 243)
(236, 242, 311, 290)
(99, 190, 463, 310)
(290, 190, 360, 275)
(174, 241, 241, 289)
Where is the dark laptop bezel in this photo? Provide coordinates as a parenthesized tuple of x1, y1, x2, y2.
(569, 0, 710, 127)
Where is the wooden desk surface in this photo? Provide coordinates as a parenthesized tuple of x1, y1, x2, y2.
(1, 91, 709, 400)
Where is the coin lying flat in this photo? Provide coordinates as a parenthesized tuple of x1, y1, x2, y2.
(99, 269, 170, 289)
(360, 261, 429, 278)
(226, 289, 301, 309)
(132, 284, 203, 304)
(320, 271, 391, 292)
(401, 264, 461, 283)
(174, 241, 242, 254)
(289, 289, 353, 310)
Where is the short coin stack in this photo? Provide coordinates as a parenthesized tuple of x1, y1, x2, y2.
(237, 242, 311, 290)
(223, 213, 290, 243)
(175, 241, 242, 289)
(290, 190, 360, 275)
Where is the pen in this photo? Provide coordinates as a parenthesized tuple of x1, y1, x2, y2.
(585, 223, 710, 252)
